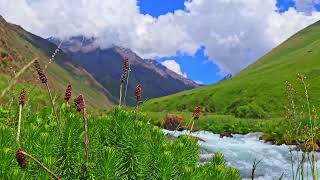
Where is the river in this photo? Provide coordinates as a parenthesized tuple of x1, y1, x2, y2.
(163, 130, 320, 180)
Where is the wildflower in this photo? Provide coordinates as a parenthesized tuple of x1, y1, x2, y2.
(192, 106, 202, 120)
(19, 89, 26, 107)
(74, 95, 85, 112)
(135, 84, 142, 102)
(15, 150, 60, 179)
(64, 85, 72, 102)
(17, 89, 27, 145)
(120, 57, 129, 83)
(34, 60, 47, 84)
(74, 95, 89, 162)
(16, 150, 27, 169)
(119, 57, 130, 106)
(189, 106, 202, 134)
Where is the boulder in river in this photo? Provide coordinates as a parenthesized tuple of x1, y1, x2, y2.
(178, 134, 206, 142)
(295, 141, 320, 152)
(220, 131, 233, 138)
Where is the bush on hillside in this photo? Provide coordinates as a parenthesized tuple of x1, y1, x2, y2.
(163, 114, 185, 131)
(235, 103, 266, 119)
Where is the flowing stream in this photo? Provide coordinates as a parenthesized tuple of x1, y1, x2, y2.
(163, 130, 320, 180)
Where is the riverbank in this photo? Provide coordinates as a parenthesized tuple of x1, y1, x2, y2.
(145, 111, 317, 145)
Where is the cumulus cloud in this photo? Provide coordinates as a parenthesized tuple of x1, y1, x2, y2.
(294, 0, 320, 14)
(161, 60, 187, 78)
(1, 0, 320, 75)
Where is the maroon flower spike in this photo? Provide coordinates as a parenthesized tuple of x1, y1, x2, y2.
(16, 150, 27, 169)
(64, 85, 72, 102)
(34, 60, 47, 84)
(19, 89, 26, 107)
(192, 106, 202, 120)
(135, 84, 142, 102)
(74, 95, 85, 112)
(120, 57, 129, 83)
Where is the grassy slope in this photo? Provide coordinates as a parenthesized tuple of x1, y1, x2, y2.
(142, 21, 320, 117)
(0, 16, 113, 109)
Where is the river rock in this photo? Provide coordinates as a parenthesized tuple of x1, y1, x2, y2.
(295, 141, 320, 152)
(177, 134, 206, 142)
(220, 131, 233, 138)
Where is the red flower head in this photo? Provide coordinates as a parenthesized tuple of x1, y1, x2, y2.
(16, 150, 27, 169)
(19, 89, 27, 107)
(74, 95, 85, 112)
(192, 106, 202, 120)
(34, 60, 47, 84)
(64, 84, 72, 102)
(135, 84, 142, 102)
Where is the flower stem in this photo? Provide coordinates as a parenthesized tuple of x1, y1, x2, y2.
(300, 75, 317, 180)
(119, 83, 123, 107)
(16, 104, 22, 146)
(189, 120, 195, 135)
(0, 58, 38, 99)
(82, 110, 89, 163)
(22, 151, 60, 179)
(46, 83, 58, 120)
(123, 64, 131, 106)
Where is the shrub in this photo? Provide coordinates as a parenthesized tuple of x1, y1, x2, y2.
(235, 103, 266, 119)
(163, 114, 185, 131)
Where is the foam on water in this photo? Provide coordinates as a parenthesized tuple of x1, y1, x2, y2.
(163, 129, 320, 180)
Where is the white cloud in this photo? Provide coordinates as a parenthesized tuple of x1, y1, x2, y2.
(161, 60, 187, 78)
(194, 80, 203, 85)
(1, 0, 320, 75)
(293, 0, 320, 14)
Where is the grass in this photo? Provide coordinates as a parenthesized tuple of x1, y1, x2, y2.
(0, 104, 240, 179)
(142, 21, 320, 118)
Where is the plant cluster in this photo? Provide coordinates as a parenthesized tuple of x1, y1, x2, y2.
(0, 103, 241, 179)
(283, 74, 320, 180)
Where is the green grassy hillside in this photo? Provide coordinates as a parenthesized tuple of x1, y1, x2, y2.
(142, 21, 320, 118)
(0, 16, 113, 109)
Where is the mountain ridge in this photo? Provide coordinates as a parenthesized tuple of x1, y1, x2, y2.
(0, 15, 114, 108)
(49, 36, 199, 105)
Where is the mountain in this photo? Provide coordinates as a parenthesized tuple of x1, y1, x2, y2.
(0, 16, 114, 108)
(49, 37, 199, 106)
(220, 74, 232, 81)
(142, 20, 320, 118)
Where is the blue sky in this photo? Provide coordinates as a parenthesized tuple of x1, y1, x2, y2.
(138, 0, 319, 84)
